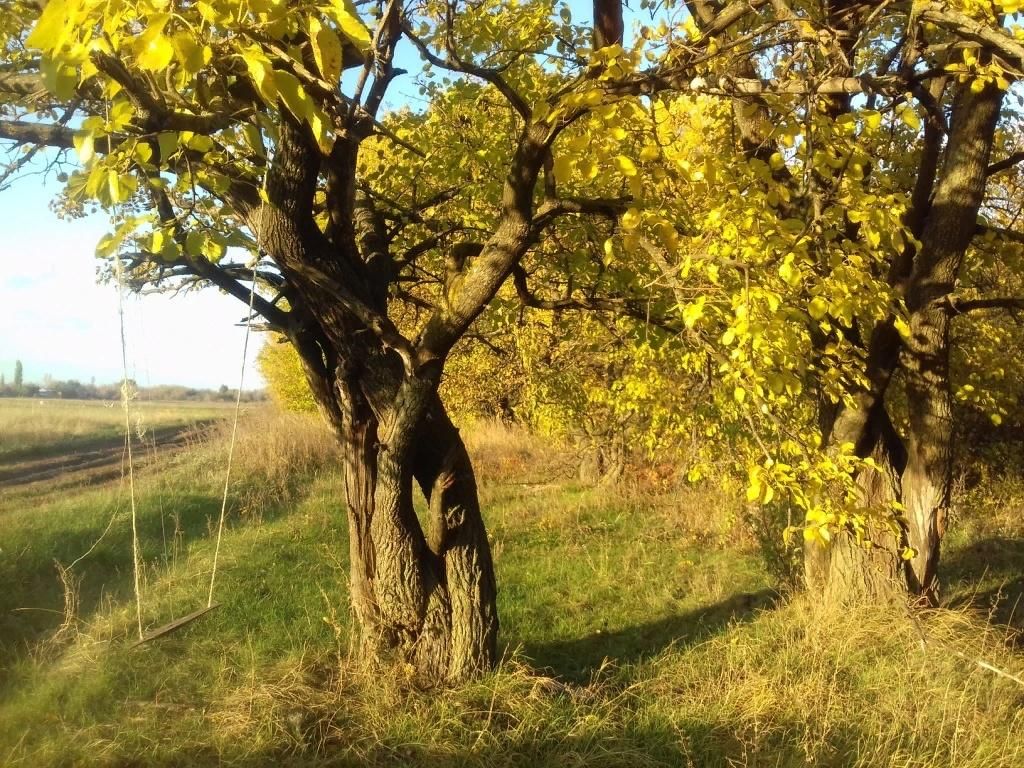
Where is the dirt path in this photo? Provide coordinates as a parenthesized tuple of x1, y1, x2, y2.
(0, 423, 212, 493)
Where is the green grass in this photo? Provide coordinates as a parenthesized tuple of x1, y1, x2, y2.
(1, 414, 1022, 767)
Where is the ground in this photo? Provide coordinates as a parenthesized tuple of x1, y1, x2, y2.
(0, 400, 1021, 767)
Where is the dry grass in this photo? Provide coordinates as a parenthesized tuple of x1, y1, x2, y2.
(173, 600, 1024, 768)
(193, 409, 342, 519)
(461, 418, 575, 485)
(0, 397, 234, 460)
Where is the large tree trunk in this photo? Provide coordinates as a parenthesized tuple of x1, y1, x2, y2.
(812, 403, 908, 605)
(807, 73, 1002, 606)
(333, 365, 498, 684)
(899, 82, 1003, 603)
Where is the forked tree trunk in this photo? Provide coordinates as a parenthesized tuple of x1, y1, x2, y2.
(334, 368, 498, 684)
(809, 81, 1003, 606)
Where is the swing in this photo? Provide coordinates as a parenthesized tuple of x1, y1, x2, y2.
(116, 194, 263, 649)
(119, 260, 256, 647)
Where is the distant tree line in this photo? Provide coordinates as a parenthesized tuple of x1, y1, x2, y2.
(0, 361, 266, 402)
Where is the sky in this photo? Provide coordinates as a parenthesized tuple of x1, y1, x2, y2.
(0, 0, 646, 392)
(0, 176, 265, 390)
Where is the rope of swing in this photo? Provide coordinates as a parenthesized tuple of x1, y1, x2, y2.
(206, 265, 257, 608)
(114, 253, 144, 642)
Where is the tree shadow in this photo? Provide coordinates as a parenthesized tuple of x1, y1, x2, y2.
(520, 589, 780, 681)
(944, 536, 1024, 641)
(0, 486, 296, 682)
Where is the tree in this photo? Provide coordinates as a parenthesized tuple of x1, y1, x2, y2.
(664, 0, 1024, 604)
(13, 360, 23, 390)
(0, 0, 771, 683)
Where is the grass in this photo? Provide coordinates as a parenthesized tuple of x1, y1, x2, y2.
(0, 412, 1022, 766)
(0, 398, 235, 462)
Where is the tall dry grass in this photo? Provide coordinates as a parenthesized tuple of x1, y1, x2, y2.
(192, 409, 342, 518)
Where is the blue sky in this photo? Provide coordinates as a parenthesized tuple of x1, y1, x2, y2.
(1, 1, 653, 391)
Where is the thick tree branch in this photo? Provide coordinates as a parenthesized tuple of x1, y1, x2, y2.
(944, 296, 1024, 314)
(0, 119, 74, 148)
(987, 151, 1024, 177)
(917, 3, 1024, 72)
(532, 195, 629, 231)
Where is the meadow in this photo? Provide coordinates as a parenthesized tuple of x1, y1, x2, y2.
(0, 400, 1022, 767)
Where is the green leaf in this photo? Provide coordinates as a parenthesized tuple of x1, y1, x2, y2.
(242, 124, 266, 158)
(40, 58, 77, 98)
(186, 134, 215, 153)
(157, 132, 179, 164)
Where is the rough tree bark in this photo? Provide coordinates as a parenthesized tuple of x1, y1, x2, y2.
(900, 81, 1004, 602)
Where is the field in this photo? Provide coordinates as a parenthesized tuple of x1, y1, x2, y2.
(1, 400, 1022, 767)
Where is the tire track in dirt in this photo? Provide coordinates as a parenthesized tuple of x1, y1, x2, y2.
(0, 422, 215, 494)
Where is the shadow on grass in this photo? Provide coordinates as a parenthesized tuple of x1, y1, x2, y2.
(0, 488, 294, 680)
(521, 589, 780, 681)
(944, 536, 1024, 638)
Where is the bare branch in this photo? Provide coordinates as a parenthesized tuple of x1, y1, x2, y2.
(403, 23, 532, 121)
(945, 296, 1024, 314)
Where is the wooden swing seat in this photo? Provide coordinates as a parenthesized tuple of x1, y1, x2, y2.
(129, 602, 221, 648)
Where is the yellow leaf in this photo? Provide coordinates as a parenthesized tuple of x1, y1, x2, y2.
(26, 0, 71, 52)
(172, 33, 210, 74)
(746, 478, 761, 502)
(243, 47, 278, 104)
(614, 155, 637, 177)
(639, 145, 660, 162)
(553, 154, 573, 185)
(74, 131, 95, 164)
(603, 238, 614, 264)
(274, 70, 311, 120)
(808, 297, 828, 320)
(899, 105, 921, 132)
(107, 170, 121, 203)
(328, 0, 372, 51)
(310, 16, 344, 83)
(136, 15, 174, 71)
